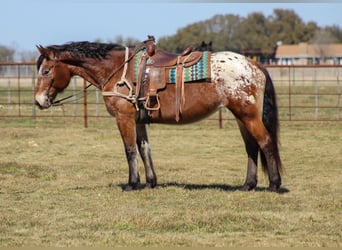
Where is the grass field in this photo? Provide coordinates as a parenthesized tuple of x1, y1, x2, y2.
(0, 117, 341, 247)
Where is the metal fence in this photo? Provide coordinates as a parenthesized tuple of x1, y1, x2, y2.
(267, 65, 342, 121)
(0, 62, 341, 127)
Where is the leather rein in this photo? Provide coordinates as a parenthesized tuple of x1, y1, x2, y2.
(102, 41, 149, 110)
(52, 40, 148, 107)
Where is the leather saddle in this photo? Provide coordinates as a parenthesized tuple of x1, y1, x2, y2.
(132, 36, 211, 122)
(147, 47, 202, 67)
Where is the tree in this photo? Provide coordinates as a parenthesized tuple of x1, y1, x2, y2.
(0, 45, 15, 62)
(267, 9, 307, 46)
(311, 29, 338, 44)
(310, 29, 339, 64)
(18, 50, 37, 62)
(157, 14, 243, 52)
(323, 25, 342, 42)
(206, 14, 242, 51)
(236, 12, 270, 50)
(110, 35, 143, 47)
(158, 21, 211, 53)
(156, 8, 341, 54)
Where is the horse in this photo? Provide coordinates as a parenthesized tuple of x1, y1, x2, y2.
(34, 39, 282, 192)
(195, 41, 213, 52)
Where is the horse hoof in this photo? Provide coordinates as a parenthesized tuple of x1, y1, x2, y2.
(268, 184, 280, 193)
(240, 183, 256, 191)
(145, 178, 157, 189)
(123, 184, 139, 192)
(123, 186, 133, 192)
(145, 182, 157, 189)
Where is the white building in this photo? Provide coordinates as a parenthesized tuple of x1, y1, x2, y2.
(275, 43, 342, 65)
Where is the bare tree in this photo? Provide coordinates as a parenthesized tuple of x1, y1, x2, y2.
(0, 45, 15, 62)
(311, 29, 338, 64)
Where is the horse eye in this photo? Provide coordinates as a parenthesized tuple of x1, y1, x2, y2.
(42, 70, 50, 76)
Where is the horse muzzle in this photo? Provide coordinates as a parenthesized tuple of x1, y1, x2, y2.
(35, 93, 52, 109)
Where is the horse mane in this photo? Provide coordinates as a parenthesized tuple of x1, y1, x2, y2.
(37, 41, 125, 70)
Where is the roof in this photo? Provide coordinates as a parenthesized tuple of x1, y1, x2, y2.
(275, 43, 342, 58)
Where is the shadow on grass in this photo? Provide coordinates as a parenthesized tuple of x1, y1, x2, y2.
(119, 182, 290, 194)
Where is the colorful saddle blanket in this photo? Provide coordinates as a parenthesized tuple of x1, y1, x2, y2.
(132, 50, 211, 84)
(168, 51, 211, 83)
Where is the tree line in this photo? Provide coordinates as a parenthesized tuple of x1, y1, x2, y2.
(1, 8, 342, 61)
(157, 9, 342, 53)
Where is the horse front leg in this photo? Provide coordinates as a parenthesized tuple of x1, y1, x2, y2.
(136, 123, 157, 188)
(115, 114, 140, 191)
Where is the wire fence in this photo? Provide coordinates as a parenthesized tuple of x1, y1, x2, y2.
(0, 62, 341, 127)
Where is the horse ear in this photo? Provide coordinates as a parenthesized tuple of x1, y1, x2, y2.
(36, 45, 55, 59)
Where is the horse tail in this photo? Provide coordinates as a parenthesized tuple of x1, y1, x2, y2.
(260, 67, 282, 174)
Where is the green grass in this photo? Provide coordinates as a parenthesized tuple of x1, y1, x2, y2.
(0, 118, 341, 247)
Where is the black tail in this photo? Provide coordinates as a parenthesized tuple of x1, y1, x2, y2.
(260, 67, 282, 174)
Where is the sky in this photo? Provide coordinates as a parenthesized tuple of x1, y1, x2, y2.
(2, 0, 342, 53)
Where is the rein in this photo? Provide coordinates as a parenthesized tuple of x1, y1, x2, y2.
(52, 40, 149, 107)
(102, 40, 150, 110)
(51, 83, 92, 106)
(102, 47, 135, 100)
(102, 40, 147, 88)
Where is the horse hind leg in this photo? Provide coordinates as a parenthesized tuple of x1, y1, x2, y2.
(237, 120, 259, 191)
(136, 123, 157, 189)
(242, 118, 282, 192)
(259, 134, 282, 192)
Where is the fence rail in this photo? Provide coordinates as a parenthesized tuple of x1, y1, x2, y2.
(0, 62, 341, 127)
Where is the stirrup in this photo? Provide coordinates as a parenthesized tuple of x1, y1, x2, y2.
(144, 94, 160, 111)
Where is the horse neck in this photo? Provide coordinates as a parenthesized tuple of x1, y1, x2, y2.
(68, 52, 125, 90)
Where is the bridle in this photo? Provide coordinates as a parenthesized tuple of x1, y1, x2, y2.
(38, 59, 58, 107)
(44, 40, 149, 107)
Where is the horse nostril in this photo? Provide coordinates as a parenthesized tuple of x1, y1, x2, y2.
(35, 100, 44, 110)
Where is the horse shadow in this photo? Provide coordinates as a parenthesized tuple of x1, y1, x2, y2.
(119, 182, 290, 194)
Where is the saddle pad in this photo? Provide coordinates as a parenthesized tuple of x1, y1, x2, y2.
(132, 49, 144, 83)
(168, 51, 211, 83)
(131, 50, 211, 84)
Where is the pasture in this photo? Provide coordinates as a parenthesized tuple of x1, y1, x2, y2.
(0, 117, 341, 247)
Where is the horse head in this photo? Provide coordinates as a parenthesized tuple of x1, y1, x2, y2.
(35, 45, 72, 109)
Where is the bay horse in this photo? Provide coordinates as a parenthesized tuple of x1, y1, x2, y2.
(34, 39, 282, 192)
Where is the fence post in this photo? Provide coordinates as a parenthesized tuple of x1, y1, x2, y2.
(313, 68, 318, 120)
(72, 78, 77, 118)
(17, 65, 21, 117)
(31, 64, 36, 118)
(7, 79, 12, 114)
(336, 68, 341, 119)
(83, 79, 88, 128)
(288, 66, 292, 121)
(96, 88, 99, 118)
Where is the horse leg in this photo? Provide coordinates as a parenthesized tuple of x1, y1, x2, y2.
(115, 115, 140, 191)
(136, 123, 157, 188)
(241, 118, 282, 192)
(237, 120, 259, 191)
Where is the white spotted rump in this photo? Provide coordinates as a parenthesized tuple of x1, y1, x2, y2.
(211, 51, 265, 109)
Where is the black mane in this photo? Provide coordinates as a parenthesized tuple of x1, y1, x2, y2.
(50, 41, 125, 58)
(37, 41, 125, 70)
